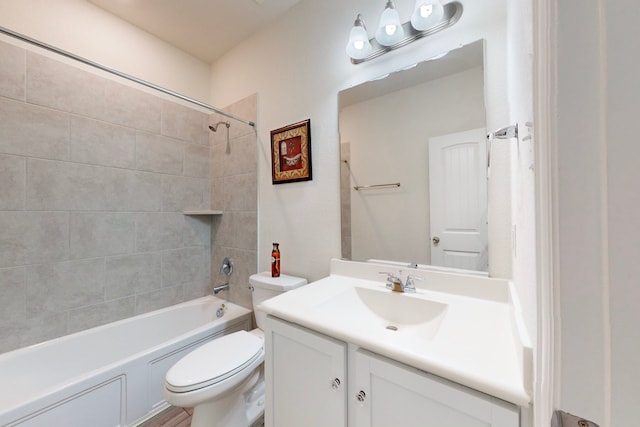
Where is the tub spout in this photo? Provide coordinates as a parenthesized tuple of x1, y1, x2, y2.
(213, 283, 229, 295)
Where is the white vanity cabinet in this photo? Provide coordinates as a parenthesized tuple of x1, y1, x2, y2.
(264, 316, 347, 427)
(351, 348, 519, 427)
(265, 316, 519, 427)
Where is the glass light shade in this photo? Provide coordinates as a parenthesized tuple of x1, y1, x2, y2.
(410, 0, 444, 31)
(375, 1, 404, 46)
(346, 18, 372, 60)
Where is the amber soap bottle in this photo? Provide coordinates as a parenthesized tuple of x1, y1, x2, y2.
(271, 243, 280, 277)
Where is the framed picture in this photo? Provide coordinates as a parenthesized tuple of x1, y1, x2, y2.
(270, 119, 312, 184)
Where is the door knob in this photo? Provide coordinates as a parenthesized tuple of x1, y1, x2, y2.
(432, 236, 440, 245)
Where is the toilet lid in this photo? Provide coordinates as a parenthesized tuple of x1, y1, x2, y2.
(165, 331, 263, 393)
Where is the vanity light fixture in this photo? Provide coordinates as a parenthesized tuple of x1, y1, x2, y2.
(346, 0, 463, 64)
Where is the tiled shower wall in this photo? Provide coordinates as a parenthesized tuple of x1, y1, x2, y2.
(209, 95, 258, 311)
(0, 40, 213, 353)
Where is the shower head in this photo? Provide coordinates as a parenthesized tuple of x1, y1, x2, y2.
(209, 121, 230, 132)
(209, 120, 232, 154)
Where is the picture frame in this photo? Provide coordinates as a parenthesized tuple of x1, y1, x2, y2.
(270, 119, 312, 184)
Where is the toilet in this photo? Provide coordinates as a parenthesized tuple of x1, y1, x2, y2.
(164, 272, 307, 427)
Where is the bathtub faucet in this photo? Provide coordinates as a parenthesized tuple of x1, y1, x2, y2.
(213, 283, 229, 295)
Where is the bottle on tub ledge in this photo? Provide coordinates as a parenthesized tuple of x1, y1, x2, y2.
(271, 243, 281, 277)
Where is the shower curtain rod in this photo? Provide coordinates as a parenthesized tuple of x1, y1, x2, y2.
(0, 26, 256, 127)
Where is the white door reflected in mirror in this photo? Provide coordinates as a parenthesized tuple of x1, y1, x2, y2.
(428, 128, 488, 271)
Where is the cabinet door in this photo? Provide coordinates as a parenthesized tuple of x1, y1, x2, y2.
(265, 316, 347, 427)
(351, 349, 518, 427)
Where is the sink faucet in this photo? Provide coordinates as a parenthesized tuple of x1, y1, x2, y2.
(379, 272, 421, 293)
(381, 272, 404, 292)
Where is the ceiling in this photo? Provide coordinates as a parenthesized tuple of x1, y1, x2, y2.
(88, 0, 305, 63)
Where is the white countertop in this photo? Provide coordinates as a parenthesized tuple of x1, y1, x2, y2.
(257, 259, 532, 407)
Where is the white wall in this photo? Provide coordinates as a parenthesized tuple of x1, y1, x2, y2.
(605, 2, 640, 424)
(340, 67, 485, 265)
(0, 0, 211, 102)
(209, 0, 513, 284)
(505, 0, 537, 367)
(553, 0, 640, 425)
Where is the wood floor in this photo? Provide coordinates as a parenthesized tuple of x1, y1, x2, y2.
(139, 406, 265, 427)
(139, 406, 193, 427)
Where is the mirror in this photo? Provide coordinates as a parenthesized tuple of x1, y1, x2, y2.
(339, 40, 488, 272)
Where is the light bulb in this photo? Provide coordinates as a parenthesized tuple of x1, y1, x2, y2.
(419, 4, 433, 18)
(385, 24, 397, 36)
(411, 0, 444, 31)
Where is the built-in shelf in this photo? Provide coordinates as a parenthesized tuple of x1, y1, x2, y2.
(183, 210, 223, 215)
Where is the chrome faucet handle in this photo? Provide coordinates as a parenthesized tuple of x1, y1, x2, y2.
(404, 275, 423, 293)
(379, 271, 403, 291)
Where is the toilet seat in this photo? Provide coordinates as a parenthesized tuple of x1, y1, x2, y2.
(166, 331, 263, 393)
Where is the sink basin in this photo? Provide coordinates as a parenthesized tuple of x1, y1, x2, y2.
(315, 286, 447, 340)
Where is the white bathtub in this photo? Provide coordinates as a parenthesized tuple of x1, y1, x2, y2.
(0, 296, 252, 427)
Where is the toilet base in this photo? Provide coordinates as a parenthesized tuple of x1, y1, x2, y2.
(189, 368, 264, 427)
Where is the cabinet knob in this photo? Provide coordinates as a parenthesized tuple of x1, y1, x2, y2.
(355, 390, 366, 402)
(331, 378, 341, 390)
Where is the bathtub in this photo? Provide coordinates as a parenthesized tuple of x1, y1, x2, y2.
(0, 296, 252, 427)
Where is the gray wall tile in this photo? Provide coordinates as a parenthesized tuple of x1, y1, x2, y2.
(162, 175, 209, 212)
(184, 143, 210, 178)
(0, 97, 69, 160)
(0, 212, 69, 268)
(0, 41, 26, 101)
(183, 215, 212, 248)
(27, 159, 107, 211)
(0, 154, 25, 210)
(103, 80, 161, 133)
(27, 159, 162, 212)
(70, 116, 136, 168)
(27, 52, 105, 119)
(70, 213, 136, 259)
(26, 258, 105, 315)
(229, 133, 257, 175)
(0, 267, 26, 323)
(182, 279, 210, 301)
(0, 312, 67, 354)
(135, 213, 184, 251)
(103, 168, 162, 212)
(162, 247, 204, 288)
(209, 95, 259, 311)
(223, 173, 257, 212)
(162, 101, 208, 145)
(136, 131, 184, 175)
(213, 211, 257, 251)
(211, 132, 256, 177)
(135, 285, 183, 314)
(68, 296, 136, 333)
(0, 45, 214, 352)
(210, 177, 224, 210)
(105, 252, 161, 300)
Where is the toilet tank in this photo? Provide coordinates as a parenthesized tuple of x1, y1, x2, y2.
(250, 272, 307, 329)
